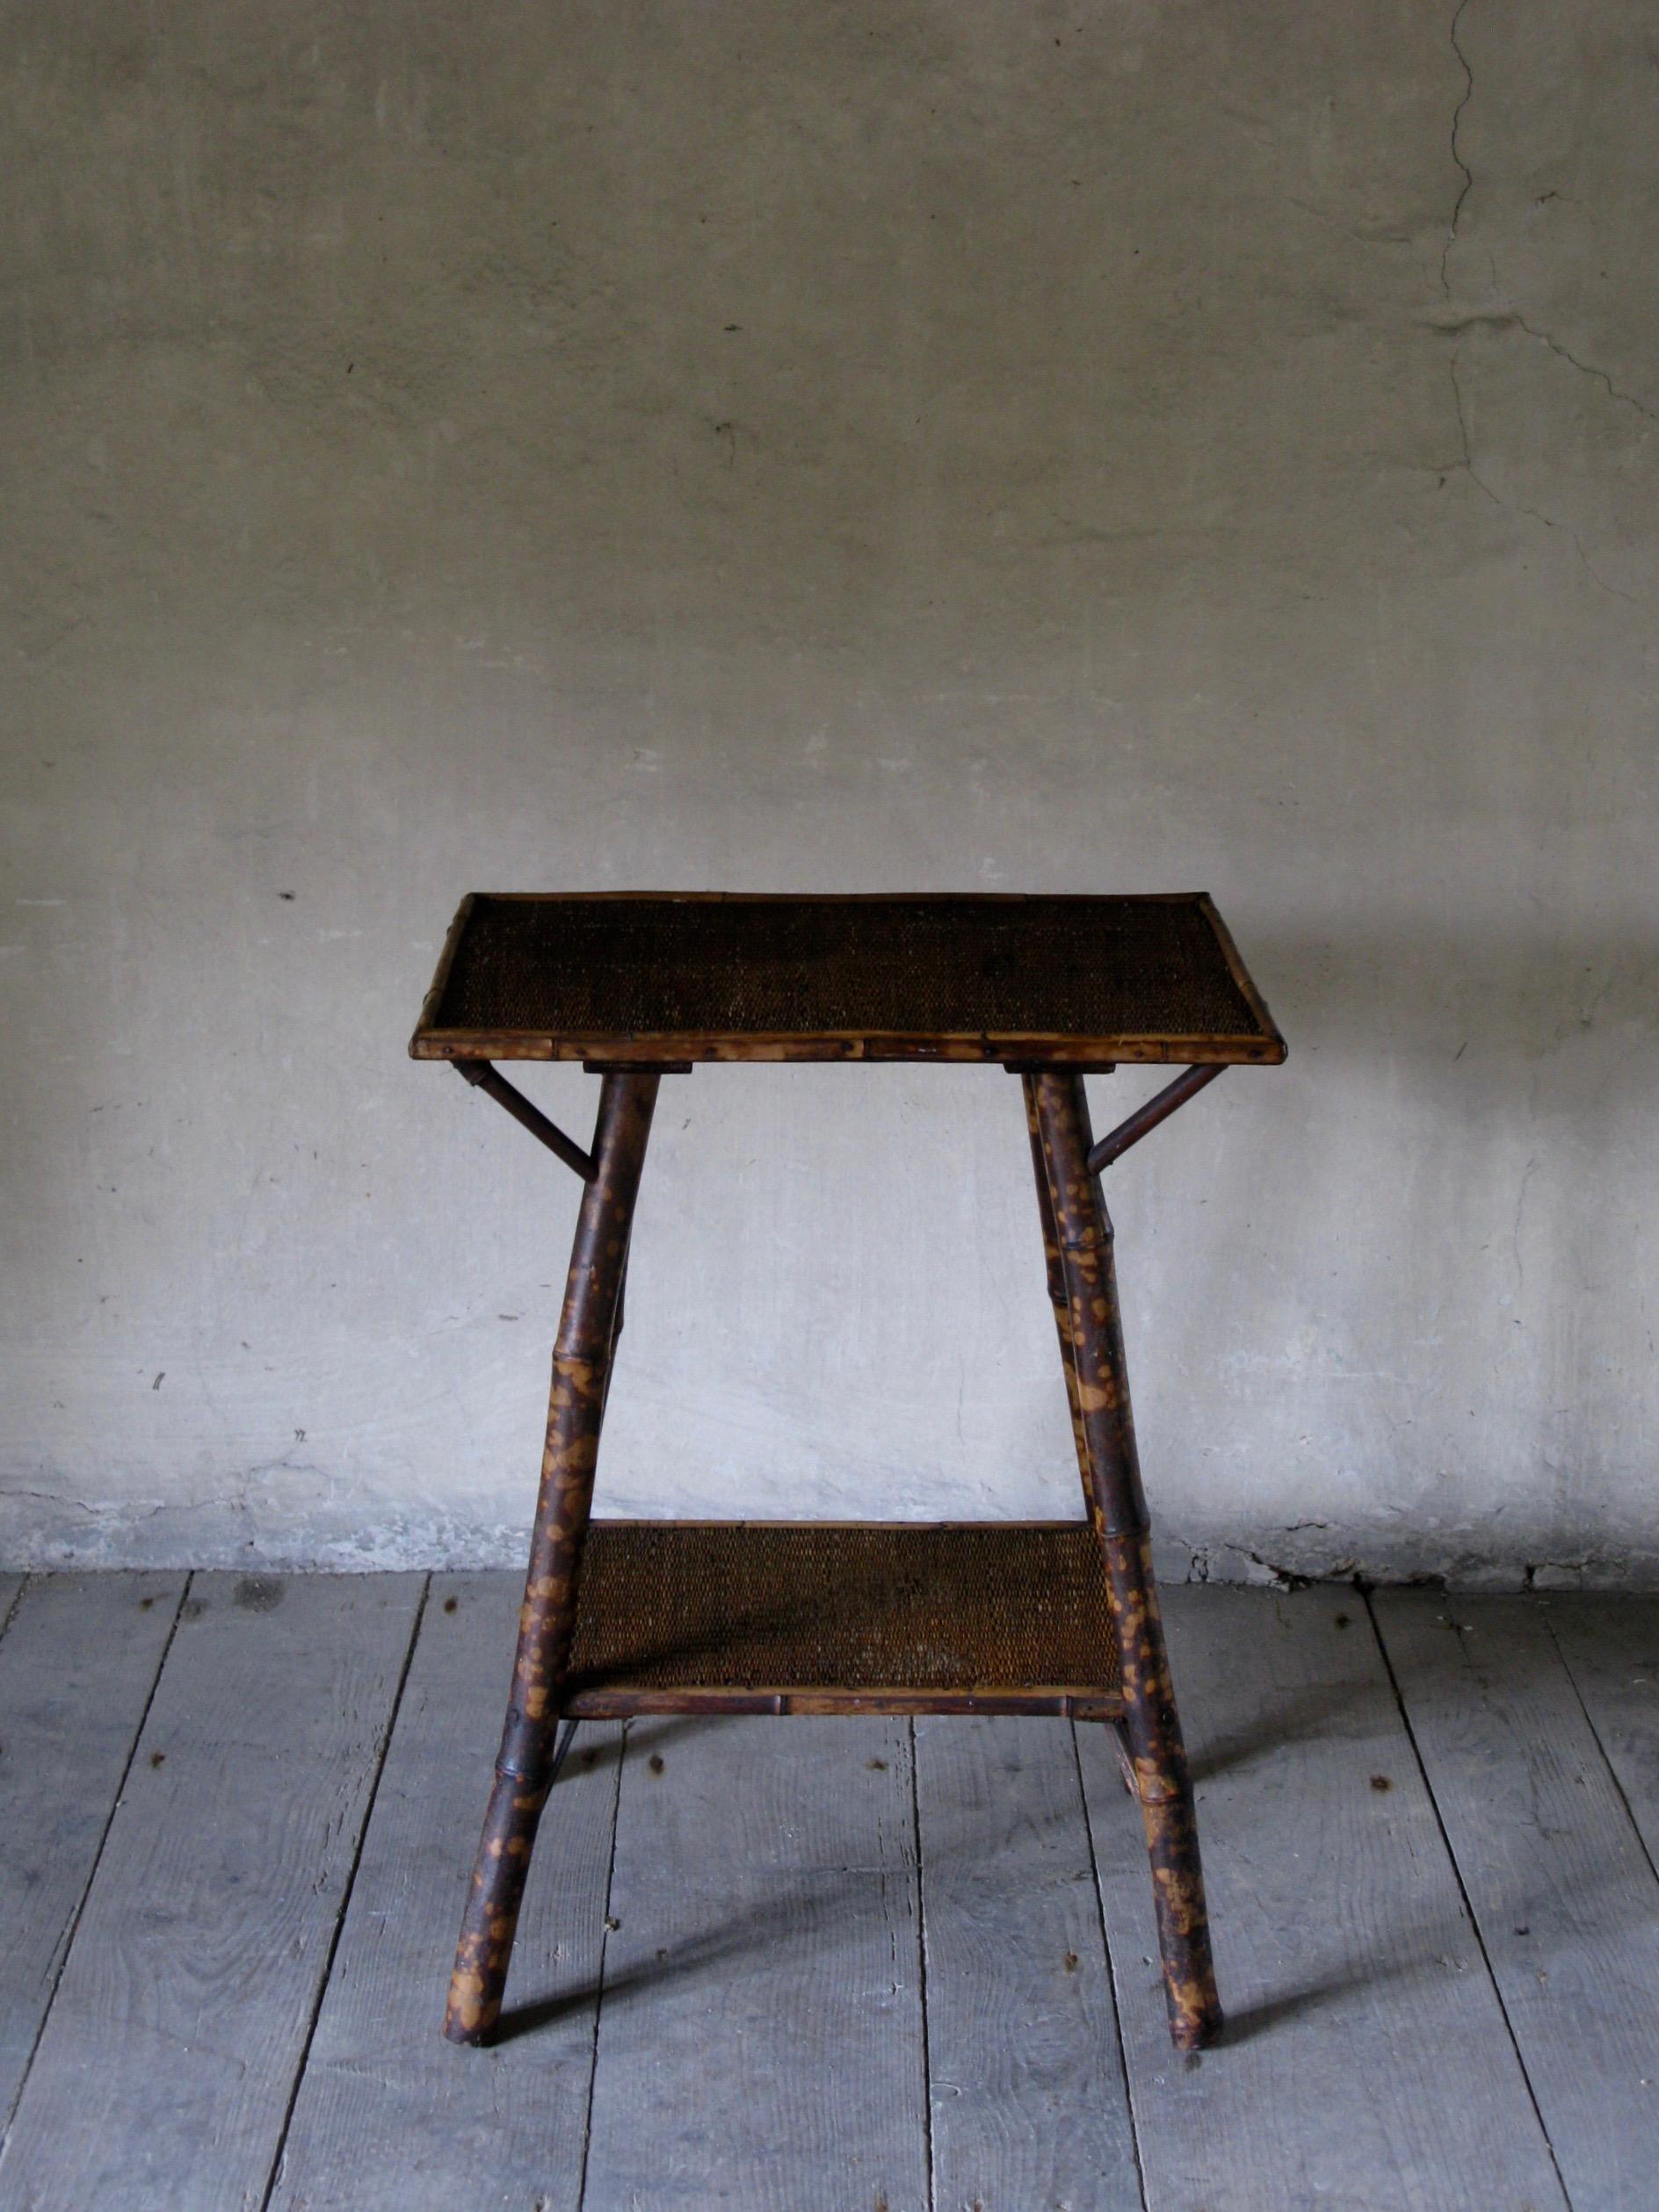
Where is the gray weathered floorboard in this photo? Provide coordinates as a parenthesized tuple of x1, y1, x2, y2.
(1545, 1594, 1659, 1869)
(914, 1714, 1141, 2212)
(0, 1572, 186, 2136)
(1377, 1589, 1659, 2212)
(268, 1572, 622, 2212)
(8, 1577, 1659, 2208)
(582, 1715, 931, 2212)
(0, 1572, 424, 2212)
(1079, 1586, 1568, 2212)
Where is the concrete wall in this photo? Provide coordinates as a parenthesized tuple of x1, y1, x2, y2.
(4, 3, 1655, 1586)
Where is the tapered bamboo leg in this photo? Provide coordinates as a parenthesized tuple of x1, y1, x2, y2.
(1025, 1069, 1224, 2050)
(444, 1069, 659, 2046)
(1024, 1079, 1106, 1534)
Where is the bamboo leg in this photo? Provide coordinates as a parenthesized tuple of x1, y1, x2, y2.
(1026, 1070, 1224, 2050)
(444, 1069, 660, 2046)
(1025, 1079, 1136, 1806)
(1023, 1073, 1105, 1532)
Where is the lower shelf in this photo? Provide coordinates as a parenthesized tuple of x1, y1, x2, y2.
(562, 1520, 1123, 1717)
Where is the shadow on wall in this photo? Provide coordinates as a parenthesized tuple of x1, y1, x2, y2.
(1248, 922, 1655, 1093)
(1222, 916, 1658, 1232)
(1140, 919, 1659, 1593)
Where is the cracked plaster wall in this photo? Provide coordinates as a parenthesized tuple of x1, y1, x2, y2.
(3, 3, 1655, 1586)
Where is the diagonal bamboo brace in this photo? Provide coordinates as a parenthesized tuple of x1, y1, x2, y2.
(454, 1058, 598, 1182)
(1086, 1062, 1225, 1175)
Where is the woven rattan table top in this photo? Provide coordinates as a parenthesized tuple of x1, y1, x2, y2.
(410, 892, 1284, 1066)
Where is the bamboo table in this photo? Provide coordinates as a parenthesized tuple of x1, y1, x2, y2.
(411, 892, 1286, 2052)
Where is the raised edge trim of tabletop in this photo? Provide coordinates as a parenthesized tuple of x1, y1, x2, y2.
(413, 892, 475, 1041)
(410, 1030, 1286, 1065)
(1192, 890, 1285, 1059)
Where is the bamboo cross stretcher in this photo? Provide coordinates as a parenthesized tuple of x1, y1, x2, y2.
(409, 892, 1286, 2053)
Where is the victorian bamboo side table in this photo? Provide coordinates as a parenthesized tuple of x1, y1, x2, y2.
(410, 892, 1286, 2052)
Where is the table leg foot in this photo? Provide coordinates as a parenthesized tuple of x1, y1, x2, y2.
(443, 1767, 552, 2045)
(1105, 1529, 1225, 2049)
(1142, 1796, 1224, 2044)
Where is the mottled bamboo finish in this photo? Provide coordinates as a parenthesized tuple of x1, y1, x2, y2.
(444, 1069, 659, 2047)
(1024, 1081, 1105, 1536)
(1027, 1069, 1224, 2051)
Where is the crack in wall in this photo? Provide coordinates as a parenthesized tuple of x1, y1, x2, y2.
(1441, 0, 1476, 295)
(1445, 349, 1642, 606)
(1429, 6, 1651, 607)
(1512, 1153, 1539, 1295)
(1430, 308, 1657, 426)
(1514, 315, 1656, 424)
(1446, 348, 1502, 509)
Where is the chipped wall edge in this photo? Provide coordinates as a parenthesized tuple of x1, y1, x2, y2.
(1, 1494, 1654, 1593)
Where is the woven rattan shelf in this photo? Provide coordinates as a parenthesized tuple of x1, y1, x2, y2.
(411, 890, 1286, 1065)
(562, 1521, 1124, 1718)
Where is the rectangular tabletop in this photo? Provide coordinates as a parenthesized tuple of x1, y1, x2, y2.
(410, 892, 1285, 1066)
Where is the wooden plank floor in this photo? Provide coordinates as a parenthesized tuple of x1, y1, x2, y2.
(0, 1577, 1655, 2211)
